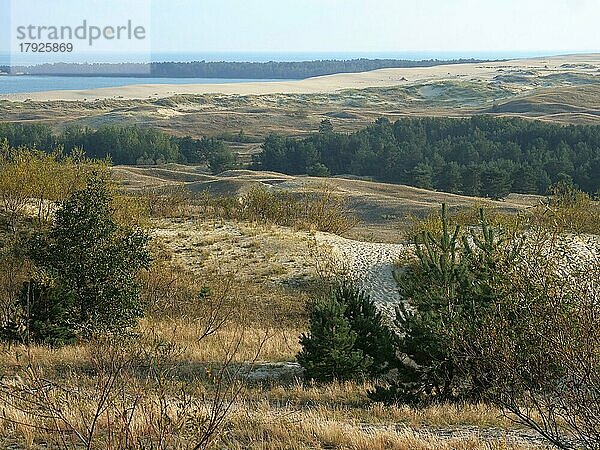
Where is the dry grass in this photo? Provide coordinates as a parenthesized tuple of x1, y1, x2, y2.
(0, 385, 537, 449)
(0, 321, 542, 450)
(0, 170, 563, 449)
(221, 406, 537, 450)
(111, 166, 537, 242)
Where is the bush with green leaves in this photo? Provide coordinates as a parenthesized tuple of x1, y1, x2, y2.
(297, 283, 396, 383)
(370, 204, 522, 405)
(2, 176, 150, 346)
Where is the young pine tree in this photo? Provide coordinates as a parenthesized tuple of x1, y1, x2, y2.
(371, 204, 521, 405)
(297, 283, 396, 382)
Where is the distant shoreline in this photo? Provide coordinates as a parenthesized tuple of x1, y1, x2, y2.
(1, 53, 598, 102)
(0, 75, 294, 95)
(1, 58, 487, 79)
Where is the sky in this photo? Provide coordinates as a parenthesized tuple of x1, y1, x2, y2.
(1, 0, 599, 57)
(149, 0, 600, 54)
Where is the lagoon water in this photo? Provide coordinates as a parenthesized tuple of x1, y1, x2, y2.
(0, 75, 286, 95)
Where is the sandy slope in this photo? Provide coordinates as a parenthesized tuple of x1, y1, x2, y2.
(2, 54, 599, 102)
(315, 231, 600, 319)
(316, 232, 406, 310)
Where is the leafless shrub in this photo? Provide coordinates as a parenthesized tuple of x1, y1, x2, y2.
(0, 284, 266, 449)
(237, 185, 357, 234)
(147, 185, 357, 234)
(143, 188, 194, 219)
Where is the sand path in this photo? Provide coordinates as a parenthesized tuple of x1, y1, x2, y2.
(316, 232, 406, 312)
(314, 231, 599, 317)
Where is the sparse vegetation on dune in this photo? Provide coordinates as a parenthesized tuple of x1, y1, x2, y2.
(2, 56, 600, 145)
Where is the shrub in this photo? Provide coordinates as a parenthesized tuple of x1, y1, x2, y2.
(460, 228, 600, 449)
(374, 202, 600, 448)
(239, 186, 357, 234)
(147, 185, 357, 234)
(0, 235, 30, 338)
(307, 163, 330, 177)
(0, 144, 106, 230)
(531, 181, 600, 234)
(297, 283, 396, 382)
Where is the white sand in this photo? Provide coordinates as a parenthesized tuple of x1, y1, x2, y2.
(2, 54, 599, 102)
(316, 232, 407, 316)
(315, 230, 600, 318)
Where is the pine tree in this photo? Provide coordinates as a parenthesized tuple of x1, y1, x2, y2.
(297, 295, 371, 382)
(334, 283, 396, 377)
(371, 204, 521, 404)
(297, 283, 395, 382)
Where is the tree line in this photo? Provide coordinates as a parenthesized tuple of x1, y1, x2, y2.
(255, 117, 600, 199)
(5, 58, 484, 78)
(0, 123, 237, 173)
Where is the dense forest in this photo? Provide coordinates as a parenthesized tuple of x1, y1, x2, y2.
(0, 123, 237, 173)
(3, 116, 599, 199)
(3, 58, 484, 78)
(255, 117, 600, 199)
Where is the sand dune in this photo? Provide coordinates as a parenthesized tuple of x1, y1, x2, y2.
(3, 54, 599, 102)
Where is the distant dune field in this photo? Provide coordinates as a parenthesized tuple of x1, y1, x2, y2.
(114, 165, 541, 242)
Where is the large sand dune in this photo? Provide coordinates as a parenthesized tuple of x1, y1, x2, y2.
(2, 54, 599, 102)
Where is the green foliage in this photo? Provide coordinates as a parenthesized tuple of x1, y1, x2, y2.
(411, 163, 434, 190)
(297, 296, 370, 383)
(62, 125, 180, 165)
(17, 281, 78, 347)
(5, 176, 151, 345)
(206, 140, 238, 174)
(255, 116, 600, 198)
(307, 163, 330, 177)
(550, 179, 591, 207)
(318, 119, 334, 133)
(14, 58, 485, 79)
(297, 283, 396, 382)
(0, 123, 237, 169)
(371, 204, 522, 404)
(338, 284, 396, 377)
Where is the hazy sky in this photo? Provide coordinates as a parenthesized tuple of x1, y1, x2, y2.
(1, 0, 599, 55)
(151, 0, 600, 53)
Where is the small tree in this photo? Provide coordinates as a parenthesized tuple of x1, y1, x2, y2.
(11, 175, 150, 345)
(371, 204, 522, 404)
(207, 142, 237, 174)
(318, 119, 334, 133)
(297, 283, 395, 382)
(307, 163, 330, 177)
(339, 284, 396, 377)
